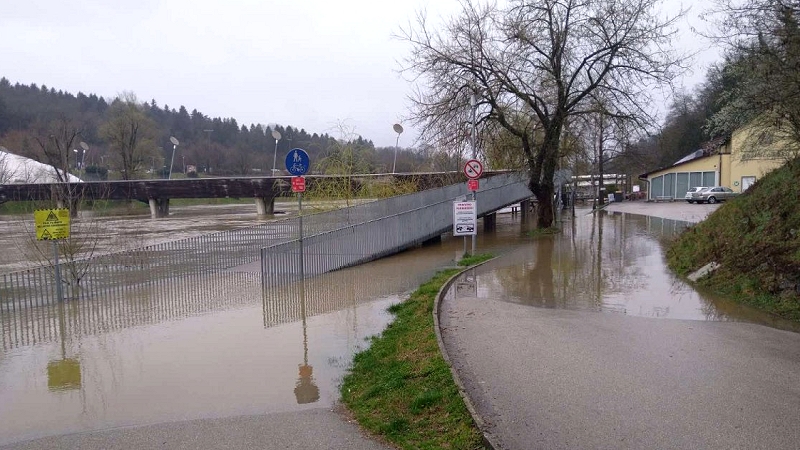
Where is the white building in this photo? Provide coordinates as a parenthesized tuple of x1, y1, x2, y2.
(0, 147, 82, 184)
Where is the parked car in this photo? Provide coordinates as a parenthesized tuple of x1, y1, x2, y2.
(685, 187, 708, 203)
(691, 186, 738, 204)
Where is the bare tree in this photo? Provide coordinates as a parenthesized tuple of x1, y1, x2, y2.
(32, 116, 82, 183)
(401, 0, 686, 227)
(100, 93, 160, 180)
(575, 96, 637, 206)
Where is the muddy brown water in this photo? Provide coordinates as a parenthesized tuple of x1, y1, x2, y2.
(0, 204, 793, 446)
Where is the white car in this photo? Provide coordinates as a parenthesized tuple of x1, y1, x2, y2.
(685, 187, 708, 203)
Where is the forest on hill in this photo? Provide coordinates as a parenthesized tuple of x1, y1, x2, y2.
(0, 79, 432, 180)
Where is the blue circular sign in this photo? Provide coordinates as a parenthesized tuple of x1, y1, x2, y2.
(285, 148, 310, 176)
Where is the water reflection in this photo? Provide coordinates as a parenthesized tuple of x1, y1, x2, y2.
(293, 282, 319, 404)
(47, 302, 82, 392)
(1, 271, 262, 351)
(463, 210, 800, 330)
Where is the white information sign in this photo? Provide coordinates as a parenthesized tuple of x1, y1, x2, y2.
(453, 201, 477, 236)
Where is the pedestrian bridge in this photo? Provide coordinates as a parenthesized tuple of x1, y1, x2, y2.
(0, 171, 507, 218)
(0, 172, 533, 322)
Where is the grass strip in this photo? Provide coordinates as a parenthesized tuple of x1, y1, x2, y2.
(340, 254, 492, 450)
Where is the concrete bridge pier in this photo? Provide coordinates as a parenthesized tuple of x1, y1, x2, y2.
(483, 212, 497, 231)
(55, 198, 80, 217)
(520, 199, 533, 222)
(255, 197, 275, 216)
(149, 198, 170, 218)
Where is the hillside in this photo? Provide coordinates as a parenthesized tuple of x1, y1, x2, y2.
(0, 78, 430, 177)
(667, 158, 800, 320)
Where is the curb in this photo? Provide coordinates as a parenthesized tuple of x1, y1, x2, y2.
(432, 261, 502, 450)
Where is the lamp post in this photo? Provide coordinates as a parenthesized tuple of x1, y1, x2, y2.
(203, 129, 213, 174)
(79, 141, 89, 169)
(392, 123, 403, 174)
(271, 129, 282, 176)
(168, 136, 179, 179)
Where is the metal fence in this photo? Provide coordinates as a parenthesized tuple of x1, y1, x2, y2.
(1, 172, 531, 316)
(261, 172, 532, 285)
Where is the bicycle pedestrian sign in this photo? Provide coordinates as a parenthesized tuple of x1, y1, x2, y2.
(286, 148, 310, 176)
(464, 159, 483, 179)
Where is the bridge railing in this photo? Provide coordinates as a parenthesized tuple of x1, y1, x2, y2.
(1, 172, 531, 320)
(261, 172, 532, 288)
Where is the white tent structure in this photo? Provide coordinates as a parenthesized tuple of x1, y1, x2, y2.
(0, 147, 82, 184)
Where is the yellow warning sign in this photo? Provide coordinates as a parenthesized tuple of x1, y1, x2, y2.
(34, 208, 70, 240)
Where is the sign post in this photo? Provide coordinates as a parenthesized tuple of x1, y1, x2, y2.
(286, 149, 310, 277)
(34, 208, 71, 302)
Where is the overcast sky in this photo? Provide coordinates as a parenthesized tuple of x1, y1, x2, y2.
(1, 0, 719, 148)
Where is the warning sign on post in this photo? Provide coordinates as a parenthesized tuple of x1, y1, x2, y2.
(34, 208, 70, 241)
(453, 201, 477, 236)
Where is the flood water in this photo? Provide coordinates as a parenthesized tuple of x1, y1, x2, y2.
(0, 205, 793, 446)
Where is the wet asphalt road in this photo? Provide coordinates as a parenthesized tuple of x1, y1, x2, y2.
(439, 202, 800, 450)
(439, 296, 800, 450)
(0, 409, 391, 450)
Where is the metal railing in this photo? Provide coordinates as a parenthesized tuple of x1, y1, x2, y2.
(261, 172, 532, 284)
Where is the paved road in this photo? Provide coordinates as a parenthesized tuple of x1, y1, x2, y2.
(0, 408, 392, 450)
(604, 200, 719, 223)
(439, 201, 800, 449)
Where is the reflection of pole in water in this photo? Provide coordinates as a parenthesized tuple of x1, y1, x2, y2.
(595, 212, 604, 307)
(47, 300, 81, 392)
(294, 279, 319, 404)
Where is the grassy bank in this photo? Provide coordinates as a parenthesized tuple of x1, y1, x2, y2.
(666, 158, 800, 321)
(340, 254, 492, 450)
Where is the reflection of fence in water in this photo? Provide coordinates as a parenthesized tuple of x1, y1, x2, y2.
(1, 271, 260, 351)
(261, 250, 436, 328)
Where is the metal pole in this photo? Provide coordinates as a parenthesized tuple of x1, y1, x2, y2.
(298, 192, 304, 279)
(470, 93, 477, 255)
(53, 241, 63, 302)
(392, 134, 399, 174)
(272, 138, 279, 176)
(168, 144, 176, 179)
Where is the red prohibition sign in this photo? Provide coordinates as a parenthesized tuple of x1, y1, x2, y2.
(464, 159, 483, 179)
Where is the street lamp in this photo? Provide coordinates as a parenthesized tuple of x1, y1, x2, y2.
(79, 141, 89, 168)
(271, 129, 281, 176)
(168, 136, 179, 179)
(392, 123, 404, 174)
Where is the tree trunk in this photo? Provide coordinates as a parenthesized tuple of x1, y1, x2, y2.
(596, 114, 606, 207)
(527, 126, 562, 229)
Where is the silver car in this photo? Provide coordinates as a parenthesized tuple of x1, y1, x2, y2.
(692, 186, 738, 204)
(685, 187, 708, 203)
